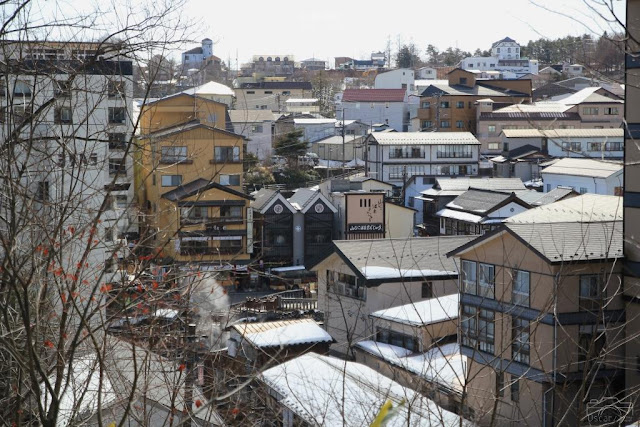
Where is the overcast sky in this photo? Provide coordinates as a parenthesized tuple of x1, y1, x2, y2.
(178, 0, 625, 67)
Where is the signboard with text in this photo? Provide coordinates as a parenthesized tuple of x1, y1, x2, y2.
(348, 223, 383, 233)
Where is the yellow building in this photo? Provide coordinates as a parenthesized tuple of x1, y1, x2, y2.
(138, 93, 252, 267)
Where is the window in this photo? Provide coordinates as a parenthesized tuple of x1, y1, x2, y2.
(215, 146, 240, 162)
(440, 120, 451, 128)
(422, 281, 433, 299)
(161, 175, 182, 187)
(478, 309, 495, 353)
(456, 101, 465, 109)
(456, 120, 464, 129)
(220, 205, 243, 219)
(580, 275, 603, 311)
(54, 106, 72, 124)
(421, 101, 430, 109)
(510, 376, 520, 402)
(512, 317, 530, 364)
(479, 263, 495, 298)
(108, 133, 127, 150)
(496, 371, 504, 397)
(583, 107, 599, 115)
(246, 91, 255, 94)
(181, 240, 209, 255)
(440, 101, 450, 108)
(512, 270, 530, 306)
(108, 158, 126, 176)
(604, 107, 619, 115)
(181, 206, 208, 223)
(462, 260, 477, 295)
(327, 270, 366, 300)
(436, 145, 473, 158)
(114, 195, 128, 209)
(460, 78, 467, 85)
(580, 187, 588, 194)
(282, 91, 291, 95)
(108, 81, 125, 98)
(36, 181, 49, 202)
(578, 325, 606, 363)
(488, 142, 499, 150)
(421, 120, 432, 129)
(219, 239, 242, 253)
(588, 142, 602, 152)
(488, 125, 496, 133)
(264, 91, 273, 94)
(389, 146, 423, 159)
(13, 80, 31, 97)
(220, 174, 241, 186)
(377, 328, 418, 352)
(108, 107, 126, 124)
(54, 80, 71, 97)
(461, 305, 477, 348)
(562, 141, 581, 151)
(605, 141, 623, 151)
(250, 124, 263, 133)
(161, 146, 188, 163)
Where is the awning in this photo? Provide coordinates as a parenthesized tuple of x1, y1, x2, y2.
(436, 208, 483, 224)
(489, 155, 507, 163)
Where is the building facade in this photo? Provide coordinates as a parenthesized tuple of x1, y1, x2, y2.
(234, 81, 312, 112)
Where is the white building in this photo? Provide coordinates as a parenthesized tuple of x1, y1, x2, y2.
(339, 89, 407, 132)
(228, 110, 274, 160)
(459, 37, 539, 78)
(541, 158, 623, 195)
(181, 38, 214, 69)
(416, 67, 437, 80)
(0, 41, 136, 314)
(374, 68, 415, 92)
(365, 132, 481, 186)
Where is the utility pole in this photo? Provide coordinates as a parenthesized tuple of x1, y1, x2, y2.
(341, 108, 346, 174)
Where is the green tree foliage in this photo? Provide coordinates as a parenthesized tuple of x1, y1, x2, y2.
(274, 129, 307, 167)
(395, 44, 422, 68)
(275, 167, 320, 188)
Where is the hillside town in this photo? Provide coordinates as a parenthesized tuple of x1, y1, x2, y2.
(2, 1, 640, 426)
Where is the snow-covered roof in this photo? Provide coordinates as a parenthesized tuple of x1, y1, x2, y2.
(260, 352, 470, 426)
(285, 98, 318, 103)
(553, 87, 623, 105)
(496, 101, 571, 113)
(505, 193, 622, 224)
(271, 265, 306, 273)
(540, 157, 623, 178)
(354, 342, 467, 395)
(360, 266, 457, 280)
(233, 319, 333, 348)
(293, 118, 337, 125)
(436, 208, 483, 223)
(368, 132, 480, 146)
(371, 294, 459, 326)
(182, 81, 235, 97)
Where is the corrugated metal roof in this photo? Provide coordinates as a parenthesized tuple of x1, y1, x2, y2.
(368, 132, 480, 145)
(494, 102, 571, 113)
(421, 83, 529, 98)
(233, 319, 332, 348)
(446, 189, 514, 213)
(342, 89, 406, 102)
(505, 193, 622, 223)
(554, 87, 624, 105)
(541, 158, 623, 178)
(532, 187, 577, 206)
(502, 128, 624, 138)
(332, 236, 474, 280)
(505, 221, 622, 263)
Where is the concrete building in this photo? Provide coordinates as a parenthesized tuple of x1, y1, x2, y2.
(241, 55, 296, 77)
(235, 81, 312, 112)
(300, 58, 326, 70)
(448, 194, 625, 426)
(374, 68, 415, 92)
(285, 98, 319, 113)
(365, 132, 481, 186)
(338, 89, 407, 132)
(228, 109, 274, 160)
(181, 38, 214, 69)
(417, 69, 532, 133)
(540, 158, 623, 195)
(459, 37, 539, 77)
(0, 40, 136, 288)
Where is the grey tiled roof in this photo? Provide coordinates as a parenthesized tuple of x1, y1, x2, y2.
(532, 187, 577, 206)
(161, 178, 251, 201)
(447, 190, 514, 214)
(288, 188, 318, 210)
(505, 221, 622, 263)
(250, 188, 279, 210)
(421, 83, 529, 98)
(332, 236, 474, 281)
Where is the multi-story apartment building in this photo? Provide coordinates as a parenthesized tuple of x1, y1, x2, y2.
(139, 92, 252, 269)
(0, 40, 136, 284)
(338, 89, 408, 132)
(365, 132, 481, 186)
(448, 194, 625, 425)
(416, 69, 532, 133)
(240, 55, 296, 77)
(228, 109, 274, 160)
(234, 81, 312, 112)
